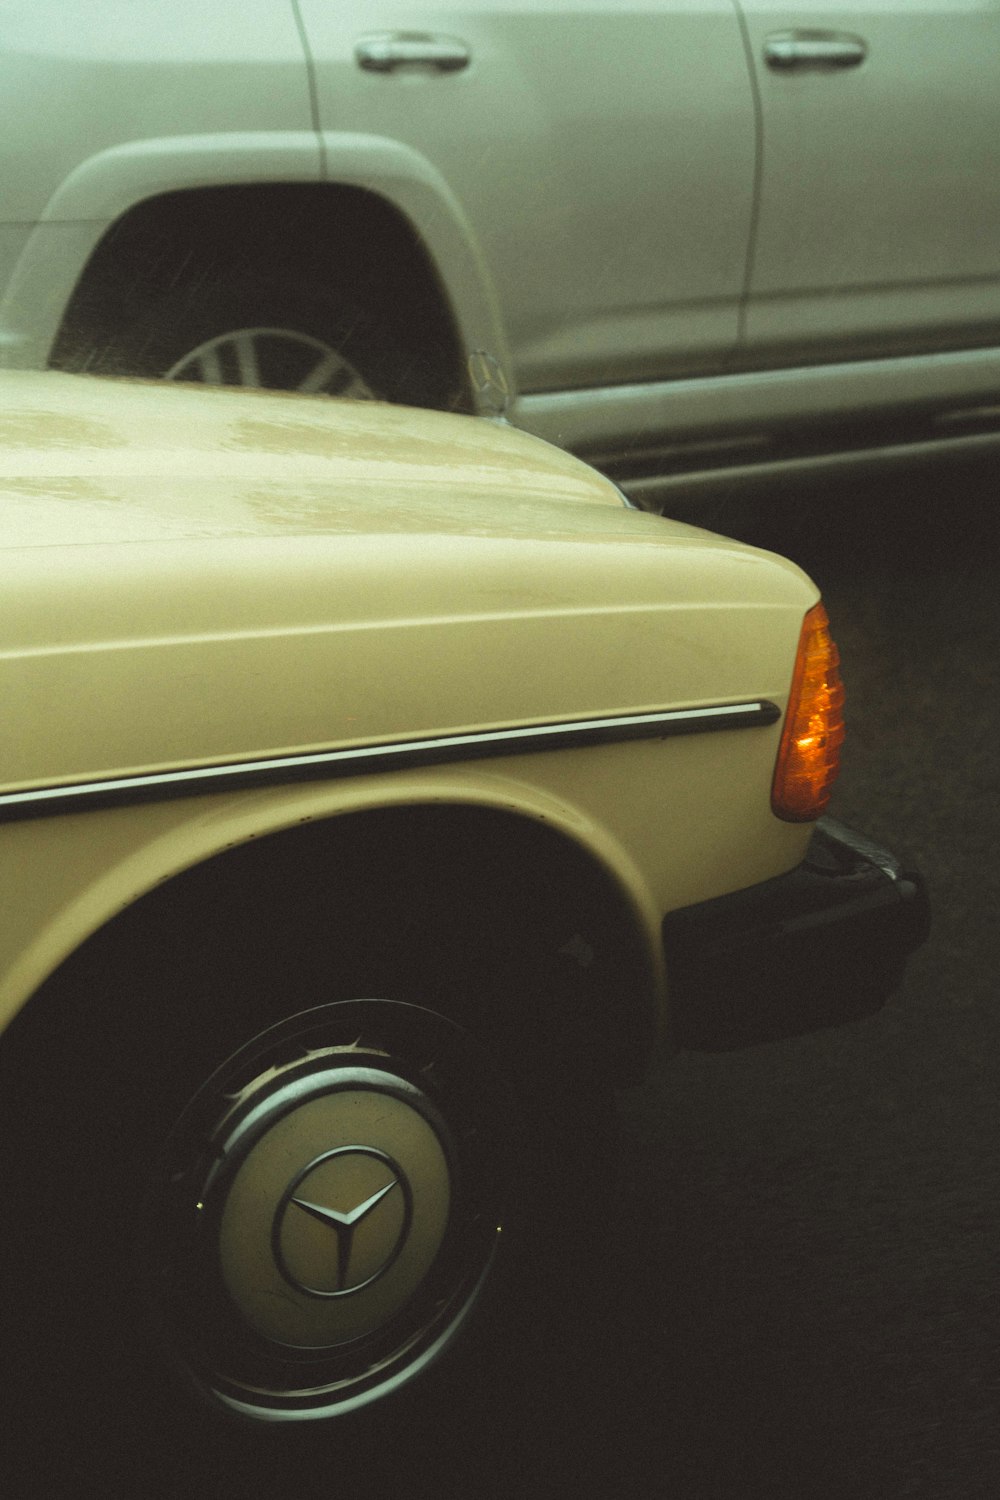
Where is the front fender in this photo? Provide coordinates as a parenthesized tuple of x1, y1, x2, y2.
(0, 764, 666, 1041)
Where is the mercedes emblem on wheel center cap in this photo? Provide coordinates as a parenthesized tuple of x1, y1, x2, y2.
(274, 1147, 413, 1298)
(216, 1079, 453, 1349)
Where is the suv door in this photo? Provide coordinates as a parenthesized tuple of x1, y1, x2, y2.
(296, 1, 757, 396)
(736, 0, 1000, 368)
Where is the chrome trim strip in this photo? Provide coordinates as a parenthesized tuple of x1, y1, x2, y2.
(0, 701, 780, 823)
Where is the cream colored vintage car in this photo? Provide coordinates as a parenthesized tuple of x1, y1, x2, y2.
(0, 371, 926, 1435)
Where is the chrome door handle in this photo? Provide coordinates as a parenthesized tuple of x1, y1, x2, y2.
(355, 32, 471, 74)
(764, 31, 867, 71)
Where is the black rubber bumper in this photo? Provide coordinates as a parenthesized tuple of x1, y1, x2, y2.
(663, 816, 930, 1051)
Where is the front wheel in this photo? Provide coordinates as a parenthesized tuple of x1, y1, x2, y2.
(1, 996, 529, 1500)
(142, 1000, 513, 1424)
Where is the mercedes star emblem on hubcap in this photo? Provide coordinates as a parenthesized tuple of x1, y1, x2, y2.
(273, 1147, 413, 1298)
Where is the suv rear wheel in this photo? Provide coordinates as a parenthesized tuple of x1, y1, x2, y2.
(59, 280, 427, 403)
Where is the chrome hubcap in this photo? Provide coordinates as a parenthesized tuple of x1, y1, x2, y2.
(146, 1002, 507, 1422)
(218, 1068, 451, 1349)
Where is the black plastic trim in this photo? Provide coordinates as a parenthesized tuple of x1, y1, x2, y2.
(664, 816, 930, 1050)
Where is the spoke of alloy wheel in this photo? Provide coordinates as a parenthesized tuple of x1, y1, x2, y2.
(298, 349, 372, 397)
(335, 368, 376, 400)
(233, 334, 262, 388)
(196, 348, 225, 385)
(297, 349, 342, 394)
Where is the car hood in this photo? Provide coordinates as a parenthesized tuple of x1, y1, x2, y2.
(0, 369, 630, 549)
(2, 371, 816, 799)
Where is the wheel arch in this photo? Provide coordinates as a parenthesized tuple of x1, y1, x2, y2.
(2, 787, 662, 1089)
(17, 134, 510, 409)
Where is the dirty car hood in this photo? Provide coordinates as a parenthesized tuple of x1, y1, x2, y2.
(0, 370, 629, 549)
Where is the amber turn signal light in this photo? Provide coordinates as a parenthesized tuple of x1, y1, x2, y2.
(771, 602, 845, 822)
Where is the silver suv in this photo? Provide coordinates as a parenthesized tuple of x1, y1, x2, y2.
(3, 2, 998, 501)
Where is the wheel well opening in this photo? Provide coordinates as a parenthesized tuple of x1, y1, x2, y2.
(50, 184, 470, 409)
(1, 804, 655, 1103)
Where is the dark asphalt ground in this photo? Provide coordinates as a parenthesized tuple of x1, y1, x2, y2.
(10, 463, 999, 1500)
(601, 464, 1000, 1500)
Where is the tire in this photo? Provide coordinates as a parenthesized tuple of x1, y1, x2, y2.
(58, 279, 429, 405)
(0, 819, 626, 1489)
(0, 991, 533, 1495)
